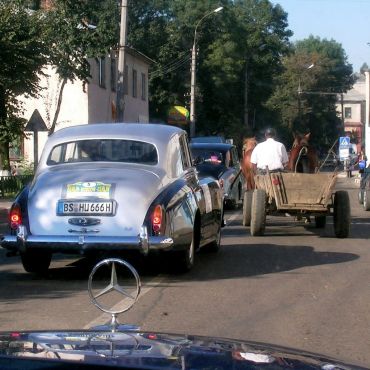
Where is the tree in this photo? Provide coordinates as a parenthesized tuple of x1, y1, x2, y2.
(127, 0, 292, 146)
(268, 36, 354, 149)
(360, 62, 369, 75)
(43, 0, 119, 133)
(199, 0, 292, 144)
(0, 0, 47, 170)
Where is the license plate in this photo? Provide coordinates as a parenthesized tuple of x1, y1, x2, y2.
(57, 200, 115, 215)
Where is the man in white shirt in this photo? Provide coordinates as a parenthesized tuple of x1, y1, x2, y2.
(250, 128, 289, 173)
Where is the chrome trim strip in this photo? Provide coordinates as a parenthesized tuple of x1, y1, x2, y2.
(1, 232, 173, 252)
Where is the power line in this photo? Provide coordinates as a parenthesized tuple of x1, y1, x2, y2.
(150, 54, 191, 78)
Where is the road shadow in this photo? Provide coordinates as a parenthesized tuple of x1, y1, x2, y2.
(223, 218, 330, 238)
(192, 243, 359, 281)
(0, 251, 169, 303)
(345, 216, 370, 239)
(0, 243, 359, 302)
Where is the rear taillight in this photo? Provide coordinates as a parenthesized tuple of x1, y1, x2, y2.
(151, 205, 164, 234)
(9, 204, 22, 230)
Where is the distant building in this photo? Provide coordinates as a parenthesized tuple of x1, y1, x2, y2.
(20, 48, 153, 165)
(336, 73, 366, 154)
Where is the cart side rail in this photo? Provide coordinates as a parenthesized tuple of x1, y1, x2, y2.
(255, 172, 337, 211)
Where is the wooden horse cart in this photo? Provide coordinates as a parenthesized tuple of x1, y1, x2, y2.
(242, 170, 350, 238)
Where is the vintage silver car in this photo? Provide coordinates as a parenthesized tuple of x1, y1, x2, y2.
(1, 123, 223, 273)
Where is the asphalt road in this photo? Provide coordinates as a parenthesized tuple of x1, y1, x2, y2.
(0, 174, 369, 367)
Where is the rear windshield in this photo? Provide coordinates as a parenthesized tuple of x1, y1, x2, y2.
(191, 148, 225, 165)
(47, 139, 158, 165)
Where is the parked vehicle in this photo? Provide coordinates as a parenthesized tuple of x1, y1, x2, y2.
(1, 123, 223, 273)
(0, 257, 364, 370)
(190, 142, 243, 208)
(358, 168, 370, 210)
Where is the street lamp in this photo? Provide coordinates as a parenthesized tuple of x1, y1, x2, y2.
(297, 63, 315, 126)
(190, 6, 223, 137)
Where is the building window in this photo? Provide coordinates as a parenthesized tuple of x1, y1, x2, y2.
(99, 57, 106, 88)
(344, 107, 352, 119)
(123, 65, 128, 95)
(132, 69, 137, 98)
(110, 58, 116, 92)
(141, 73, 146, 101)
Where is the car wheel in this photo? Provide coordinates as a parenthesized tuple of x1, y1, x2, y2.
(358, 189, 364, 205)
(205, 225, 221, 253)
(333, 190, 351, 238)
(172, 235, 195, 273)
(21, 250, 52, 274)
(363, 190, 370, 211)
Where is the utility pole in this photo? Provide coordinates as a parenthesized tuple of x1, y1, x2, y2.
(297, 78, 302, 128)
(116, 0, 128, 122)
(189, 7, 223, 138)
(190, 42, 197, 137)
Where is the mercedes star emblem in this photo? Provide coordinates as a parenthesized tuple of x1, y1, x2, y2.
(88, 258, 141, 315)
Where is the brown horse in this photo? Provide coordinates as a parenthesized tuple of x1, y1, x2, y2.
(241, 137, 257, 190)
(287, 133, 319, 173)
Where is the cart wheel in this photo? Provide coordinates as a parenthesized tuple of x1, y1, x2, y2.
(315, 215, 326, 228)
(333, 190, 350, 238)
(242, 190, 253, 226)
(363, 190, 370, 211)
(250, 189, 266, 236)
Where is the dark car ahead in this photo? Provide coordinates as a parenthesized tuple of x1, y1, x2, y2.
(190, 142, 243, 208)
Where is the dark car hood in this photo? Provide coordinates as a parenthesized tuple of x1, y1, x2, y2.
(0, 329, 364, 369)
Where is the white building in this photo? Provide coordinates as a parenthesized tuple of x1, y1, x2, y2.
(336, 73, 366, 154)
(20, 47, 153, 165)
(365, 71, 370, 160)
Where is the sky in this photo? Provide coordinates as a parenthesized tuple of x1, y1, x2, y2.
(273, 0, 370, 73)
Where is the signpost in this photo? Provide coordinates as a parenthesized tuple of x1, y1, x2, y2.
(25, 109, 48, 172)
(338, 136, 350, 161)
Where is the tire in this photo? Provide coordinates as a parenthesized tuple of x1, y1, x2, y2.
(206, 225, 221, 253)
(315, 215, 326, 228)
(172, 234, 195, 273)
(358, 190, 364, 205)
(242, 190, 253, 226)
(333, 190, 351, 238)
(363, 190, 370, 211)
(21, 250, 52, 273)
(250, 189, 266, 236)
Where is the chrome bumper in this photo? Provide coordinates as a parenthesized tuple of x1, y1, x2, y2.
(1, 225, 173, 255)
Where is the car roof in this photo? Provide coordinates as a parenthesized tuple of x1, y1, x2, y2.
(50, 123, 185, 144)
(37, 123, 187, 175)
(190, 142, 234, 150)
(190, 136, 226, 143)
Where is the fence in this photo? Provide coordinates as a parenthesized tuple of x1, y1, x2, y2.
(0, 175, 34, 198)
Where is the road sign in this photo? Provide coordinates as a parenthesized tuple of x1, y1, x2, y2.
(339, 136, 350, 147)
(339, 148, 350, 161)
